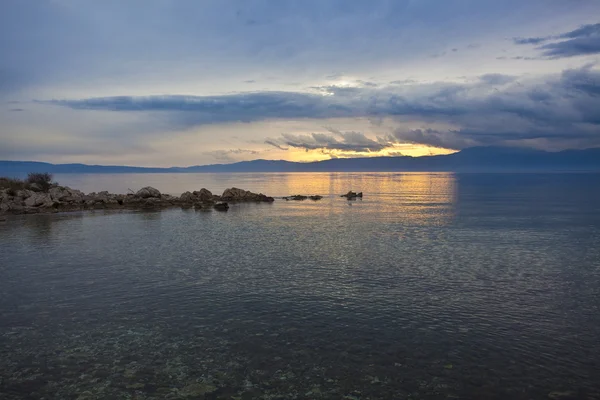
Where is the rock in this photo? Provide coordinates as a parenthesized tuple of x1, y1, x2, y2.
(221, 187, 274, 202)
(29, 183, 43, 192)
(193, 188, 214, 202)
(24, 192, 52, 207)
(17, 189, 33, 199)
(284, 195, 308, 201)
(180, 382, 217, 397)
(179, 191, 195, 203)
(341, 191, 363, 199)
(309, 195, 323, 201)
(49, 187, 68, 201)
(136, 186, 161, 198)
(142, 197, 163, 209)
(214, 202, 229, 211)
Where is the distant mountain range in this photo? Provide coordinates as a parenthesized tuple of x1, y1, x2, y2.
(2, 147, 600, 175)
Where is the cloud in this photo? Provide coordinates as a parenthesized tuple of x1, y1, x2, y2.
(539, 37, 600, 58)
(514, 22, 600, 58)
(266, 130, 388, 153)
(479, 74, 517, 85)
(513, 37, 548, 45)
(42, 65, 600, 150)
(264, 139, 288, 150)
(205, 148, 262, 162)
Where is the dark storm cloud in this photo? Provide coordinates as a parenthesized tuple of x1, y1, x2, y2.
(266, 131, 388, 153)
(514, 22, 600, 58)
(539, 37, 600, 58)
(43, 66, 600, 149)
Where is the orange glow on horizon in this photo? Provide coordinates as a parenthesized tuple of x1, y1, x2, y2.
(282, 144, 457, 163)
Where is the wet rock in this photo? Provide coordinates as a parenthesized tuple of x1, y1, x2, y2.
(341, 191, 362, 199)
(309, 195, 323, 201)
(284, 195, 308, 201)
(214, 202, 229, 211)
(194, 188, 214, 202)
(180, 191, 195, 203)
(221, 187, 274, 202)
(142, 198, 164, 209)
(136, 186, 161, 199)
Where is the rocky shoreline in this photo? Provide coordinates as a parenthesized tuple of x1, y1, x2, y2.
(0, 185, 275, 215)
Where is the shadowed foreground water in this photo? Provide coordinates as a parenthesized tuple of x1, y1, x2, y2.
(1, 173, 600, 399)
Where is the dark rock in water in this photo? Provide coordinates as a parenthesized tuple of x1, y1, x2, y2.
(214, 202, 229, 211)
(193, 188, 214, 202)
(309, 195, 323, 201)
(136, 186, 161, 199)
(341, 191, 363, 199)
(180, 191, 195, 203)
(221, 187, 274, 202)
(284, 195, 308, 201)
(1, 184, 274, 216)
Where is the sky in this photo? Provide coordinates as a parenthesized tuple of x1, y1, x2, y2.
(1, 0, 600, 167)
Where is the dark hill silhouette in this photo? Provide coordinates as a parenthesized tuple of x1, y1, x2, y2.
(1, 147, 599, 175)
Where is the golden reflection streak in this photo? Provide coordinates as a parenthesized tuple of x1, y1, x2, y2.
(272, 172, 457, 227)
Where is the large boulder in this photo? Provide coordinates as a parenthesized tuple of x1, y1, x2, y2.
(193, 188, 214, 202)
(136, 186, 161, 199)
(180, 191, 195, 203)
(24, 192, 52, 207)
(49, 186, 82, 202)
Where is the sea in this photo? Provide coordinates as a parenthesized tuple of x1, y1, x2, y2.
(1, 172, 600, 399)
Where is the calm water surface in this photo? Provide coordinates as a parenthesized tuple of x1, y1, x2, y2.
(1, 173, 600, 399)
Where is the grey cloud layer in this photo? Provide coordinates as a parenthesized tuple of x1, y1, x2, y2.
(3, 0, 599, 98)
(45, 66, 600, 150)
(514, 22, 600, 58)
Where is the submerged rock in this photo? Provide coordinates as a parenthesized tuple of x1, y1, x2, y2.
(284, 195, 308, 201)
(214, 202, 229, 211)
(180, 382, 217, 397)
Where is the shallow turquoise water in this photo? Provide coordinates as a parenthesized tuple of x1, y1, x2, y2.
(1, 173, 600, 399)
